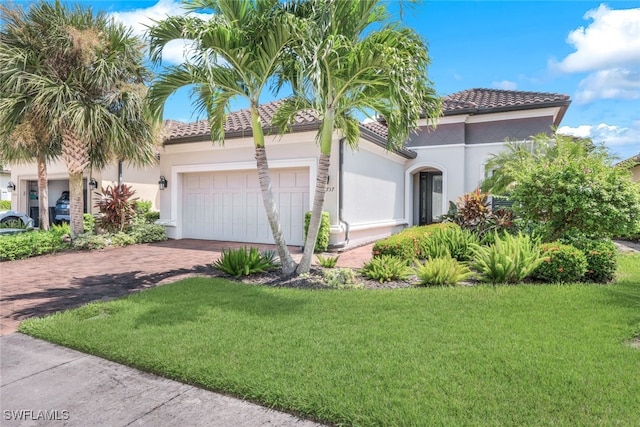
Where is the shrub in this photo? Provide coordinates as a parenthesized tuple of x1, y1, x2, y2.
(323, 268, 361, 289)
(304, 211, 331, 252)
(83, 213, 95, 234)
(95, 184, 138, 232)
(441, 189, 518, 244)
(472, 232, 544, 284)
(317, 254, 339, 268)
(212, 247, 278, 277)
(110, 232, 136, 247)
(531, 242, 587, 283)
(0, 230, 69, 261)
(130, 223, 167, 243)
(134, 200, 152, 215)
(72, 233, 109, 251)
(0, 200, 11, 210)
(361, 255, 414, 283)
(415, 255, 473, 287)
(562, 236, 617, 283)
(144, 211, 160, 224)
(372, 223, 459, 261)
(427, 226, 479, 261)
(259, 249, 280, 267)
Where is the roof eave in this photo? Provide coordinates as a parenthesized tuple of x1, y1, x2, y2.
(359, 126, 417, 159)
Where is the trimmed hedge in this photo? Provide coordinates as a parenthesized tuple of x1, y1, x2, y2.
(564, 237, 617, 283)
(0, 230, 71, 261)
(372, 223, 468, 261)
(304, 211, 331, 252)
(532, 242, 587, 283)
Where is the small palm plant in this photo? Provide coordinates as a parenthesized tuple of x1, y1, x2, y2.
(472, 232, 544, 284)
(415, 255, 473, 287)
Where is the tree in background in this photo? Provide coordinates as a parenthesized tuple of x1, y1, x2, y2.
(148, 0, 302, 275)
(274, 0, 441, 274)
(0, 1, 160, 237)
(481, 133, 640, 241)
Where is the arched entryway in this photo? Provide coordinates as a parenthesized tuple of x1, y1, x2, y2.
(405, 163, 447, 226)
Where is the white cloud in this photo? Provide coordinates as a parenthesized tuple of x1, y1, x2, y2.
(575, 68, 640, 103)
(453, 73, 463, 81)
(552, 5, 640, 73)
(491, 80, 517, 90)
(557, 122, 640, 158)
(109, 0, 211, 64)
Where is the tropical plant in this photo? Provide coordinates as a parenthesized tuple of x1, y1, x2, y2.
(360, 255, 414, 283)
(148, 0, 301, 275)
(472, 232, 544, 284)
(316, 254, 339, 268)
(481, 133, 640, 241)
(562, 236, 617, 283)
(94, 184, 138, 233)
(0, 1, 160, 238)
(0, 5, 65, 230)
(83, 213, 95, 234)
(323, 268, 360, 289)
(274, 0, 441, 274)
(415, 255, 473, 287)
(212, 246, 279, 277)
(531, 242, 588, 284)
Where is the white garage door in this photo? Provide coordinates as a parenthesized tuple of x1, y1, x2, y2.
(182, 168, 309, 245)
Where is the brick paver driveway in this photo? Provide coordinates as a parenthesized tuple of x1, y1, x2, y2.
(0, 239, 373, 335)
(0, 240, 298, 336)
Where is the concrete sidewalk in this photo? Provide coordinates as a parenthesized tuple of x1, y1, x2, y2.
(0, 333, 323, 427)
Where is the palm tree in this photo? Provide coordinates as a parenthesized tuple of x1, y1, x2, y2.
(0, 6, 63, 230)
(148, 0, 301, 275)
(274, 0, 441, 274)
(0, 1, 160, 237)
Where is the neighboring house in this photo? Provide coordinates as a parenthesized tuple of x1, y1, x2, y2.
(7, 160, 161, 226)
(616, 153, 640, 182)
(158, 88, 570, 248)
(1, 166, 11, 202)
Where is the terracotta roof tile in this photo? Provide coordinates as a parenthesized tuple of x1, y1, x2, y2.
(165, 99, 320, 140)
(443, 88, 570, 113)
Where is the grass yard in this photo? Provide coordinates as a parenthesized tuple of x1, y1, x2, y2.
(20, 254, 640, 426)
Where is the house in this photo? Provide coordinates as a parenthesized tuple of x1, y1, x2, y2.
(157, 88, 571, 249)
(617, 153, 640, 183)
(6, 160, 161, 226)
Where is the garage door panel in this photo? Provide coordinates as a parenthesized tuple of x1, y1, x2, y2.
(183, 168, 308, 245)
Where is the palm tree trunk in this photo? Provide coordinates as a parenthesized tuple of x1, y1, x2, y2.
(36, 155, 49, 230)
(296, 153, 331, 274)
(297, 111, 335, 274)
(251, 108, 296, 276)
(61, 130, 89, 238)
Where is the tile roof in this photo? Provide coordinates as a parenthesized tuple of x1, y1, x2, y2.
(165, 99, 321, 141)
(443, 88, 571, 115)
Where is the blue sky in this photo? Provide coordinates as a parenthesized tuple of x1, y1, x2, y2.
(35, 0, 640, 159)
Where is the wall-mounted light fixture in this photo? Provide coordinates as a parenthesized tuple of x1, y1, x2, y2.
(7, 181, 16, 192)
(89, 178, 98, 191)
(158, 175, 168, 190)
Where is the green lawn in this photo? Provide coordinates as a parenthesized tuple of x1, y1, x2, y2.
(21, 254, 640, 426)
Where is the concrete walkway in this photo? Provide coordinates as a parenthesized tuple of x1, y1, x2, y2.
(1, 333, 323, 426)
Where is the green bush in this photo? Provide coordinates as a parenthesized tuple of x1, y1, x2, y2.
(130, 223, 167, 243)
(0, 200, 11, 210)
(213, 247, 279, 277)
(562, 236, 617, 283)
(372, 223, 459, 261)
(426, 226, 479, 261)
(73, 233, 109, 251)
(135, 200, 152, 215)
(83, 213, 95, 234)
(304, 211, 331, 252)
(110, 231, 136, 247)
(0, 230, 70, 261)
(323, 268, 361, 289)
(316, 254, 339, 268)
(531, 242, 588, 283)
(361, 255, 414, 283)
(415, 255, 473, 287)
(472, 232, 544, 284)
(144, 211, 160, 224)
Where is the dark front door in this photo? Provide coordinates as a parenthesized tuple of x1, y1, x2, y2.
(419, 171, 443, 225)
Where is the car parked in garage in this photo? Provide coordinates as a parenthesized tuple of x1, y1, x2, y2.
(0, 210, 35, 233)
